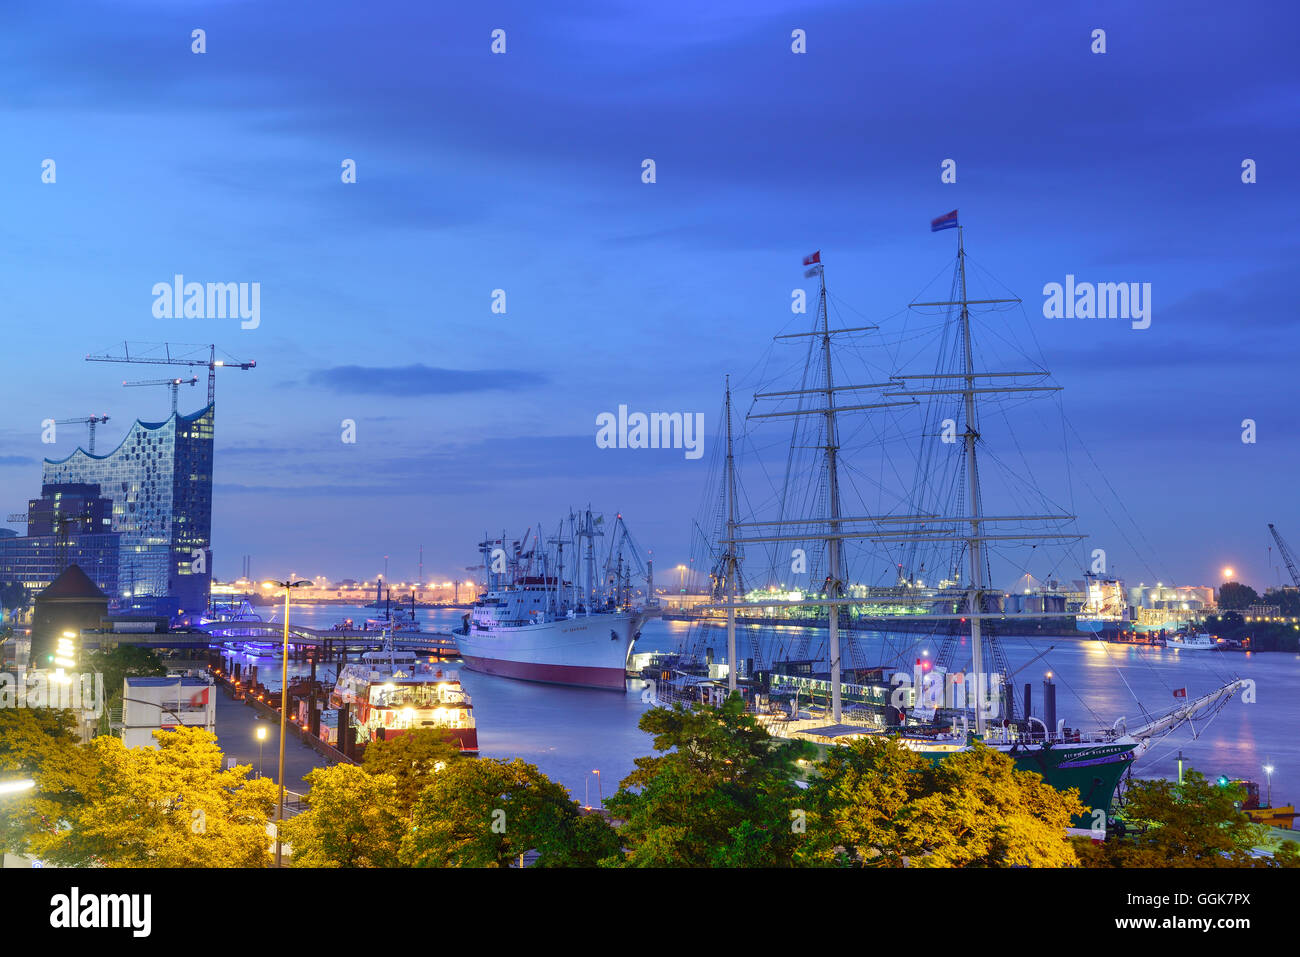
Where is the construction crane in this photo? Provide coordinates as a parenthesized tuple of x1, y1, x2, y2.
(85, 342, 256, 411)
(122, 376, 199, 413)
(1268, 524, 1300, 588)
(52, 415, 110, 454)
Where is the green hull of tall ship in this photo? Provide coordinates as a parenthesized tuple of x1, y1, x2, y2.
(779, 726, 1138, 823)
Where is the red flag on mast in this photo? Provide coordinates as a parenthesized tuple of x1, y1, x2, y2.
(1173, 688, 1187, 698)
(802, 251, 821, 266)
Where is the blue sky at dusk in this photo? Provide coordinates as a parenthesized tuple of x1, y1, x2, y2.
(1, 0, 1296, 590)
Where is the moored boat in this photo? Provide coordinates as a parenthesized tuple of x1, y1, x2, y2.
(454, 511, 660, 690)
(330, 637, 478, 754)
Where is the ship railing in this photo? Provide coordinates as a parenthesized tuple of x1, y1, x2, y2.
(981, 726, 1120, 746)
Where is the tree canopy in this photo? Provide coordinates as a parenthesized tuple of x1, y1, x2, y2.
(32, 727, 276, 868)
(361, 727, 464, 813)
(401, 757, 616, 867)
(1073, 770, 1266, 867)
(606, 695, 814, 867)
(281, 763, 406, 867)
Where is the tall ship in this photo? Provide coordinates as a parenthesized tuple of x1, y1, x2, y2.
(655, 215, 1247, 820)
(454, 510, 660, 690)
(330, 638, 478, 754)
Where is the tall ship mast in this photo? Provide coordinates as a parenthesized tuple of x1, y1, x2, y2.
(660, 217, 1248, 819)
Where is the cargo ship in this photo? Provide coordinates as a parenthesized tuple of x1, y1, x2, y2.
(454, 510, 660, 690)
(330, 638, 478, 753)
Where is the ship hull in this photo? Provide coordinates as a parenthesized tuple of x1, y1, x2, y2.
(908, 739, 1136, 821)
(455, 612, 638, 691)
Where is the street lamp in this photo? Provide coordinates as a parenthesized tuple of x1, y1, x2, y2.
(0, 778, 35, 797)
(263, 577, 310, 867)
(593, 769, 602, 810)
(256, 723, 268, 777)
(1264, 761, 1275, 808)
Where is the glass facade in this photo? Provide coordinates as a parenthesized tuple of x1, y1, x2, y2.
(41, 405, 214, 615)
(0, 532, 120, 595)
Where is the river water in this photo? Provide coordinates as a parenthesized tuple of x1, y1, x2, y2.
(223, 603, 1300, 812)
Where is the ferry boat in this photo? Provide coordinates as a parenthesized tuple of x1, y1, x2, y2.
(454, 511, 660, 690)
(329, 638, 477, 753)
(1165, 631, 1218, 650)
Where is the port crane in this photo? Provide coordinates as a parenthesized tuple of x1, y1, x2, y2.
(85, 342, 256, 411)
(1267, 524, 1300, 588)
(51, 415, 110, 454)
(122, 375, 199, 413)
(601, 513, 655, 607)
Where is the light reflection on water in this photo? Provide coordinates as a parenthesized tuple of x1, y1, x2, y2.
(220, 604, 1300, 810)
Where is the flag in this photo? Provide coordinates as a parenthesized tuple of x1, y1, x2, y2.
(804, 266, 822, 279)
(190, 687, 210, 707)
(802, 251, 821, 266)
(930, 210, 959, 232)
(1173, 687, 1187, 698)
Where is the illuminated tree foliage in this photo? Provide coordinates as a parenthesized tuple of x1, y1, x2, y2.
(400, 757, 615, 867)
(605, 696, 814, 867)
(281, 763, 406, 868)
(803, 737, 1086, 867)
(33, 727, 275, 868)
(0, 708, 96, 858)
(1074, 770, 1267, 867)
(361, 728, 464, 813)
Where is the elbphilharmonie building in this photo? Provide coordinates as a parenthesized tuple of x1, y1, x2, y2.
(40, 405, 215, 616)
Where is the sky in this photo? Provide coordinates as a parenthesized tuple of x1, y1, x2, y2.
(0, 0, 1297, 591)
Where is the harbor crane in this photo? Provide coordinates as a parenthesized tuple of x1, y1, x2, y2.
(52, 415, 110, 454)
(1268, 524, 1300, 588)
(85, 342, 256, 411)
(122, 375, 199, 413)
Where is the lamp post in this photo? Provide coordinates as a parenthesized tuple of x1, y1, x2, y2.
(593, 769, 602, 810)
(1264, 761, 1275, 809)
(264, 578, 310, 867)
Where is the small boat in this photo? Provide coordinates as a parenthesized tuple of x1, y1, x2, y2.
(1165, 631, 1218, 650)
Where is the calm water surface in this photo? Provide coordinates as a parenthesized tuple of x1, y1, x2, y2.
(226, 604, 1300, 808)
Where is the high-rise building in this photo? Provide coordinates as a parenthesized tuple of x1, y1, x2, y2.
(0, 483, 120, 595)
(41, 405, 214, 616)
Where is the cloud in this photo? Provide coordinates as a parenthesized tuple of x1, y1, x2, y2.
(305, 364, 547, 396)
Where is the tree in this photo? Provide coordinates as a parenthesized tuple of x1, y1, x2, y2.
(898, 745, 1086, 867)
(804, 738, 1085, 867)
(605, 695, 814, 867)
(362, 728, 464, 813)
(401, 757, 610, 867)
(280, 764, 405, 867)
(85, 645, 168, 712)
(32, 727, 276, 867)
(0, 708, 97, 858)
(1075, 770, 1265, 867)
(1274, 840, 1300, 867)
(1218, 581, 1259, 611)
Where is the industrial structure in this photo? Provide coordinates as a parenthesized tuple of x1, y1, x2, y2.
(1, 343, 253, 619)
